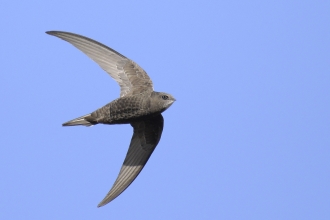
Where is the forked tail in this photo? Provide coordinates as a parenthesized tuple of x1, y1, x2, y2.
(62, 114, 95, 127)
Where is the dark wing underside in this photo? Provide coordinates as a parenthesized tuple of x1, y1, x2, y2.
(97, 114, 164, 207)
(46, 31, 154, 97)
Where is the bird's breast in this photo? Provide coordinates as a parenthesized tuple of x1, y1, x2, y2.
(107, 95, 154, 124)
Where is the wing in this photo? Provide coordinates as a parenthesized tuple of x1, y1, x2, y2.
(46, 31, 153, 97)
(97, 114, 164, 207)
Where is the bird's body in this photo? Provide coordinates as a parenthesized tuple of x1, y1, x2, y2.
(64, 91, 174, 126)
(46, 31, 175, 207)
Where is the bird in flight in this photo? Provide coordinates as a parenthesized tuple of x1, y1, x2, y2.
(46, 31, 175, 207)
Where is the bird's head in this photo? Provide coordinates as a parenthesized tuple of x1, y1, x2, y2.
(150, 92, 176, 113)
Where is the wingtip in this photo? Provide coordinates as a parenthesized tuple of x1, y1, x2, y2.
(46, 31, 66, 36)
(97, 200, 109, 208)
(97, 196, 114, 208)
(46, 31, 64, 37)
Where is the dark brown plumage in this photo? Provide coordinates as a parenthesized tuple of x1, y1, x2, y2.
(46, 31, 175, 207)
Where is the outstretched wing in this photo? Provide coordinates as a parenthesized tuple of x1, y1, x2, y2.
(46, 31, 153, 97)
(98, 114, 164, 207)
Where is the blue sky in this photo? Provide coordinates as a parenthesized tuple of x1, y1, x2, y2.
(1, 1, 329, 219)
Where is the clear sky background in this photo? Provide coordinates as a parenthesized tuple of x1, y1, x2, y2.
(1, 1, 329, 219)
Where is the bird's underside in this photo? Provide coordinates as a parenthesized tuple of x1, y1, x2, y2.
(46, 30, 175, 207)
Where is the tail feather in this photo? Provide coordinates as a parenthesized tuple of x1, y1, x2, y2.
(62, 114, 94, 127)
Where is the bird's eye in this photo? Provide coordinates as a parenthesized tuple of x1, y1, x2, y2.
(161, 95, 169, 100)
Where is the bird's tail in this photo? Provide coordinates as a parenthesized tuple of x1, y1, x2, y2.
(62, 113, 95, 127)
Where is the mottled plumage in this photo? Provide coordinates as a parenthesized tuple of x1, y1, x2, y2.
(46, 31, 175, 207)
